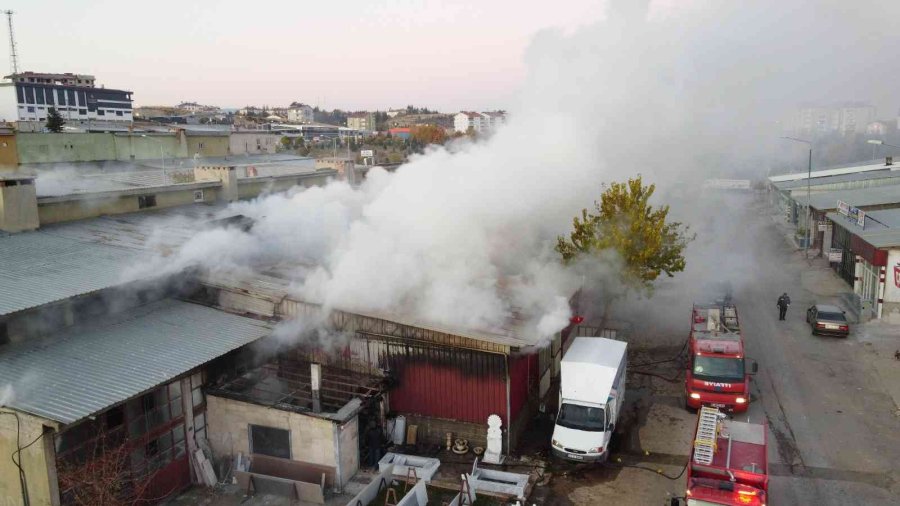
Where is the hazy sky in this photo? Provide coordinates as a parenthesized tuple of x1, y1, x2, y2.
(5, 0, 605, 111)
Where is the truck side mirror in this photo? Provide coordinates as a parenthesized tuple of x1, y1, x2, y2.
(607, 423, 615, 432)
(670, 498, 683, 506)
(751, 361, 759, 374)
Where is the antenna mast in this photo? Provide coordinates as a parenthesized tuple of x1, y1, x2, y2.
(4, 10, 17, 74)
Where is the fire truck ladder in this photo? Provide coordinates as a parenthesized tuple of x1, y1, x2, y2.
(693, 406, 722, 465)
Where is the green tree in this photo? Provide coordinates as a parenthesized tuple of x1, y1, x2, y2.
(280, 136, 293, 151)
(556, 176, 693, 293)
(46, 107, 65, 133)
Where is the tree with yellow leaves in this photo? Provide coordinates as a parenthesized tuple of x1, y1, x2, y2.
(556, 176, 692, 293)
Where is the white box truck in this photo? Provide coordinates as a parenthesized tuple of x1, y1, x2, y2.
(551, 336, 627, 462)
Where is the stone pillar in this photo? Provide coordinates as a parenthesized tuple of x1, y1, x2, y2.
(0, 175, 39, 233)
(194, 166, 238, 202)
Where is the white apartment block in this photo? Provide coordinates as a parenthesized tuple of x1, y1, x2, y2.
(454, 111, 505, 133)
(287, 103, 314, 124)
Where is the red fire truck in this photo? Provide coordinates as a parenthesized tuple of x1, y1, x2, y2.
(680, 406, 769, 506)
(684, 303, 757, 413)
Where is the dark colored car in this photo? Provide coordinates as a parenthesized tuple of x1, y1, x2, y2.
(805, 304, 850, 337)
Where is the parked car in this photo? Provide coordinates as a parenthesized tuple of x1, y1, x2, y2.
(805, 304, 850, 337)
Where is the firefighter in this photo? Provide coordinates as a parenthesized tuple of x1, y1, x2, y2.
(364, 421, 384, 468)
(777, 292, 791, 320)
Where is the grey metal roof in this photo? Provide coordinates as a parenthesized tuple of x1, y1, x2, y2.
(808, 186, 900, 211)
(0, 299, 272, 424)
(826, 208, 900, 248)
(772, 168, 900, 191)
(0, 205, 225, 316)
(0, 232, 148, 315)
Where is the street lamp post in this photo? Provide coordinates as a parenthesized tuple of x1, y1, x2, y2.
(866, 139, 900, 161)
(781, 136, 813, 259)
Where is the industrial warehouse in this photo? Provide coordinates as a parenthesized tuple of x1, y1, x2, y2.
(0, 159, 572, 504)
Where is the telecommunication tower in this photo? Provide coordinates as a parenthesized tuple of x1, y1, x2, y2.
(5, 10, 18, 74)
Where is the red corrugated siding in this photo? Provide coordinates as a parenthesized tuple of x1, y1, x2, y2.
(387, 347, 507, 425)
(851, 234, 888, 266)
(508, 353, 538, 421)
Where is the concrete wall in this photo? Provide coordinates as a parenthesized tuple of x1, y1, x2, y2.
(37, 185, 218, 225)
(17, 132, 117, 164)
(0, 410, 58, 506)
(884, 249, 900, 323)
(206, 395, 339, 470)
(17, 133, 193, 165)
(0, 133, 18, 167)
(230, 132, 280, 156)
(112, 134, 187, 162)
(186, 135, 229, 158)
(338, 416, 359, 486)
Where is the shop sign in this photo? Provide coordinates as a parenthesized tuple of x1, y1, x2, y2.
(828, 248, 843, 262)
(857, 209, 866, 228)
(837, 200, 850, 216)
(894, 262, 900, 289)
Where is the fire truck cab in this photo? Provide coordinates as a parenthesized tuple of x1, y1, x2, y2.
(685, 303, 757, 413)
(678, 406, 769, 506)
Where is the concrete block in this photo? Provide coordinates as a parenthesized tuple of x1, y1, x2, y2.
(378, 453, 440, 483)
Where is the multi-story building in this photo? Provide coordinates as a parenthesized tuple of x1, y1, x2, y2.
(7, 71, 96, 87)
(795, 102, 876, 136)
(346, 111, 376, 132)
(0, 71, 133, 130)
(454, 111, 506, 134)
(482, 111, 506, 130)
(454, 111, 485, 133)
(287, 102, 314, 123)
(176, 101, 219, 113)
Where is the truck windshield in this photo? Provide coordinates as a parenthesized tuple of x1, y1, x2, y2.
(693, 356, 744, 382)
(556, 403, 605, 432)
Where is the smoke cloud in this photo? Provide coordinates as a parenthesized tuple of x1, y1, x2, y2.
(131, 0, 900, 344)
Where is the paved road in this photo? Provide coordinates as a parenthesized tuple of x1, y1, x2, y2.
(738, 210, 900, 505)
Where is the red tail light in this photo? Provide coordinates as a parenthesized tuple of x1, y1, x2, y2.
(816, 322, 825, 328)
(570, 315, 584, 324)
(839, 325, 848, 331)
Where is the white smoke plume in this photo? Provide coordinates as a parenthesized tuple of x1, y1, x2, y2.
(131, 0, 900, 344)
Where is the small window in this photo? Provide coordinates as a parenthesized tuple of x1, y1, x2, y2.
(79, 109, 86, 115)
(116, 111, 123, 116)
(138, 195, 157, 209)
(27, 106, 34, 113)
(249, 425, 291, 459)
(97, 110, 105, 116)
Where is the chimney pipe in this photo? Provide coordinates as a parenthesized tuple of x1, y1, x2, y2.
(886, 156, 893, 166)
(311, 363, 322, 413)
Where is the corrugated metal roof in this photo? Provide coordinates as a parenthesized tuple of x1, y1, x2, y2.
(0, 232, 148, 315)
(826, 209, 900, 248)
(768, 161, 892, 183)
(771, 168, 900, 191)
(0, 299, 272, 424)
(0, 205, 226, 316)
(808, 186, 900, 211)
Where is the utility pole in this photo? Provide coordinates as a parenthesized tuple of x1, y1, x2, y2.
(5, 10, 18, 74)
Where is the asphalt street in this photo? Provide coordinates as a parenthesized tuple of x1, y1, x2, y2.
(739, 211, 900, 505)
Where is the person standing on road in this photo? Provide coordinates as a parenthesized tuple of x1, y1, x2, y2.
(777, 292, 791, 320)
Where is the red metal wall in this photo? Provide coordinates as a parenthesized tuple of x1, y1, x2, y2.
(508, 353, 539, 422)
(386, 346, 508, 425)
(851, 234, 888, 266)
